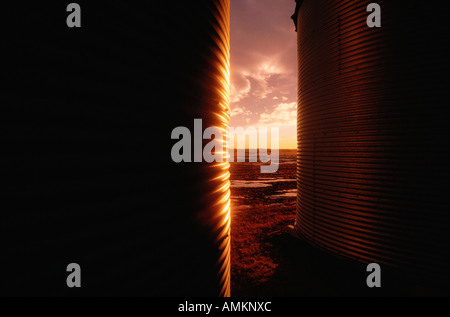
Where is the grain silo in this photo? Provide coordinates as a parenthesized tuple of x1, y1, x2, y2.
(292, 0, 450, 283)
(2, 1, 231, 296)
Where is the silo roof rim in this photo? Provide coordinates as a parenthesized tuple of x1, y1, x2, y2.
(291, 0, 304, 32)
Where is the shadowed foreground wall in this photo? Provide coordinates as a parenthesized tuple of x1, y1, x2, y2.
(294, 0, 450, 283)
(2, 1, 231, 296)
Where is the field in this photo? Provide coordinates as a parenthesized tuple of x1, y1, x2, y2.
(230, 150, 297, 296)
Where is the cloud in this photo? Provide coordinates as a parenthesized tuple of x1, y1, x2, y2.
(231, 76, 251, 103)
(230, 0, 297, 129)
(229, 0, 298, 148)
(230, 106, 252, 117)
(259, 102, 297, 127)
(231, 60, 286, 103)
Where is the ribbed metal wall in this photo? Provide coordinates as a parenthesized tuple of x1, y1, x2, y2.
(2, 1, 231, 296)
(294, 0, 450, 281)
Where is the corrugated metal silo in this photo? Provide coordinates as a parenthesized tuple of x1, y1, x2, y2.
(293, 0, 450, 282)
(2, 1, 231, 296)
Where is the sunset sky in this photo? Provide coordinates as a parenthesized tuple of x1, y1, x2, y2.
(230, 0, 298, 149)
